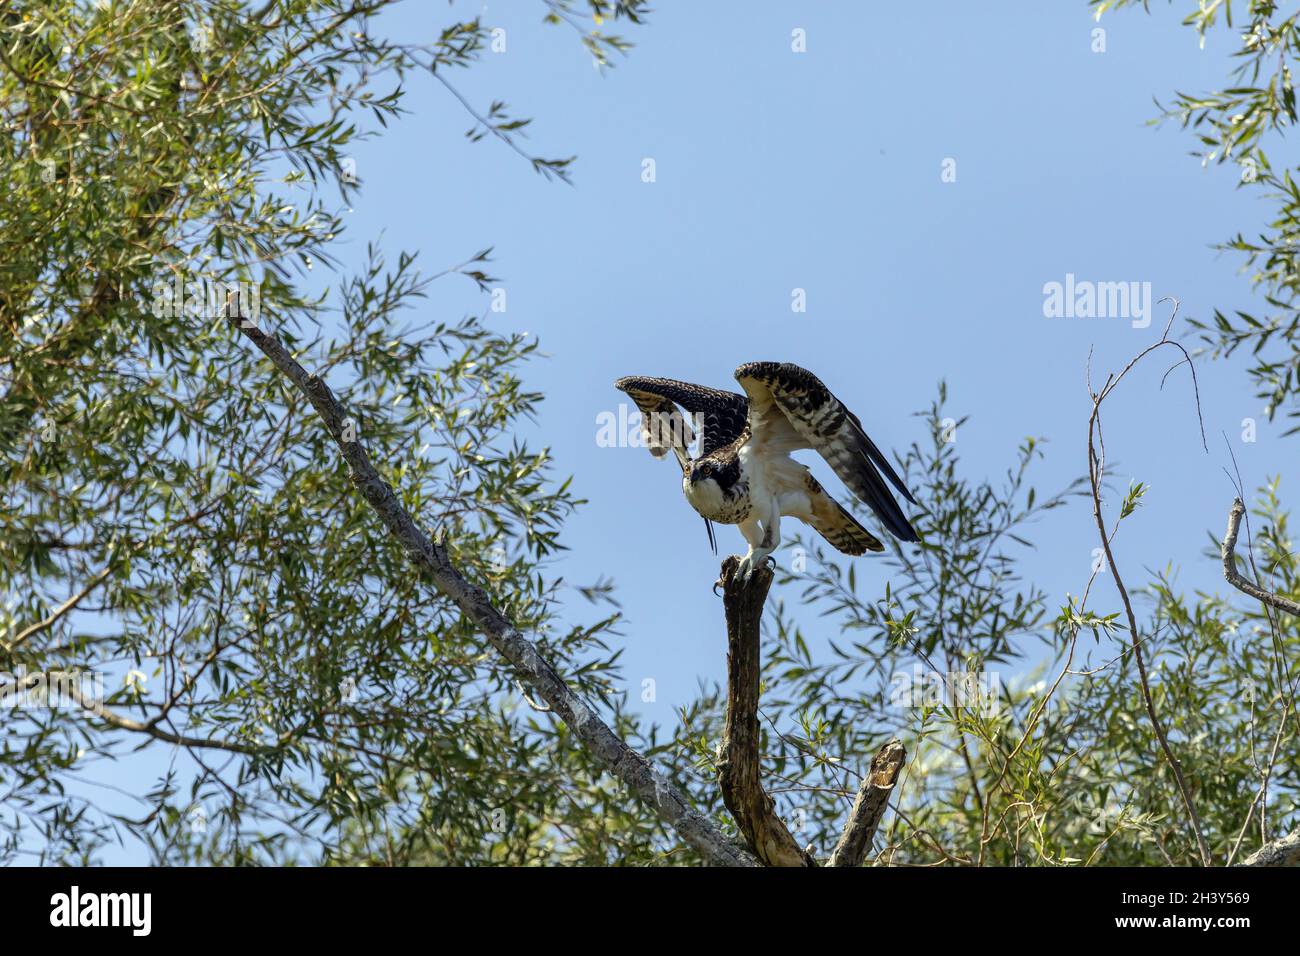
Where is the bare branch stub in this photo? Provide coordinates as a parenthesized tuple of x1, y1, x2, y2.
(828, 739, 906, 867)
(1220, 497, 1300, 867)
(716, 556, 816, 867)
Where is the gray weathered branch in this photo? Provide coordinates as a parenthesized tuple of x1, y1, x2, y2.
(1221, 497, 1300, 867)
(827, 739, 906, 867)
(1221, 497, 1300, 617)
(229, 315, 757, 867)
(1239, 828, 1300, 867)
(716, 556, 816, 866)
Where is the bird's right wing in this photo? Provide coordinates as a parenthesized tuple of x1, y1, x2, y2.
(614, 376, 749, 555)
(613, 376, 750, 466)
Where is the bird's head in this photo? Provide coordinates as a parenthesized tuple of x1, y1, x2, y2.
(688, 458, 718, 486)
(683, 457, 728, 515)
(685, 455, 739, 502)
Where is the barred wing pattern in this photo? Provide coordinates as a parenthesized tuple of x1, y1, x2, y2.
(733, 362, 919, 543)
(801, 472, 885, 554)
(614, 376, 749, 464)
(614, 376, 751, 555)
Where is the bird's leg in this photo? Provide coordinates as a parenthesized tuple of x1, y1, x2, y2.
(736, 504, 780, 578)
(734, 517, 765, 578)
(758, 503, 781, 569)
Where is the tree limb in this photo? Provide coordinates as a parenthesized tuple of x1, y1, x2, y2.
(227, 314, 757, 868)
(1221, 497, 1300, 616)
(716, 556, 815, 866)
(827, 739, 906, 867)
(0, 672, 264, 756)
(1239, 828, 1300, 867)
(2, 565, 112, 653)
(1221, 496, 1300, 866)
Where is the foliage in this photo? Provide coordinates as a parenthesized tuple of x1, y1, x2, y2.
(0, 0, 659, 865)
(2, 0, 1295, 869)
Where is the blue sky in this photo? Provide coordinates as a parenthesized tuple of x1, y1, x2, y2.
(58, 0, 1291, 863)
(339, 1, 1276, 724)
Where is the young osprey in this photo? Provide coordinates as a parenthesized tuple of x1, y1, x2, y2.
(615, 362, 920, 576)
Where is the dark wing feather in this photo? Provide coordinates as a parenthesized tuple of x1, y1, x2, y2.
(614, 382, 694, 468)
(734, 362, 919, 543)
(803, 473, 884, 555)
(613, 376, 749, 460)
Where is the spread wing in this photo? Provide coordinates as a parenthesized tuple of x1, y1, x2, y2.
(613, 376, 749, 465)
(734, 362, 919, 543)
(614, 376, 750, 555)
(802, 473, 884, 555)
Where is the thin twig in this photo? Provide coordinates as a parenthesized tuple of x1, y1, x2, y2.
(1085, 298, 1211, 866)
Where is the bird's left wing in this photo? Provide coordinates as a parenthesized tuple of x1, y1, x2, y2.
(734, 362, 919, 543)
(613, 376, 749, 466)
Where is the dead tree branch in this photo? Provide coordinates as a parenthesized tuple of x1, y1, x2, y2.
(1239, 829, 1300, 867)
(1221, 497, 1300, 616)
(828, 739, 907, 867)
(228, 314, 757, 868)
(717, 556, 815, 866)
(716, 556, 907, 867)
(1221, 496, 1300, 866)
(1085, 299, 1212, 867)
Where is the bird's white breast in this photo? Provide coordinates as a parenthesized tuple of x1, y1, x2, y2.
(738, 446, 778, 513)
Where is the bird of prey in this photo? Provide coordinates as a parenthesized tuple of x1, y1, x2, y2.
(615, 362, 919, 576)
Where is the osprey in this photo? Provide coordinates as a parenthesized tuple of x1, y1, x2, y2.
(615, 362, 920, 576)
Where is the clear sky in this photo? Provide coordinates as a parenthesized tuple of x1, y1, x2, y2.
(341, 1, 1274, 726)
(72, 0, 1290, 863)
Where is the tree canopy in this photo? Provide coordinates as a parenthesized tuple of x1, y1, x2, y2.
(2, 0, 1298, 867)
